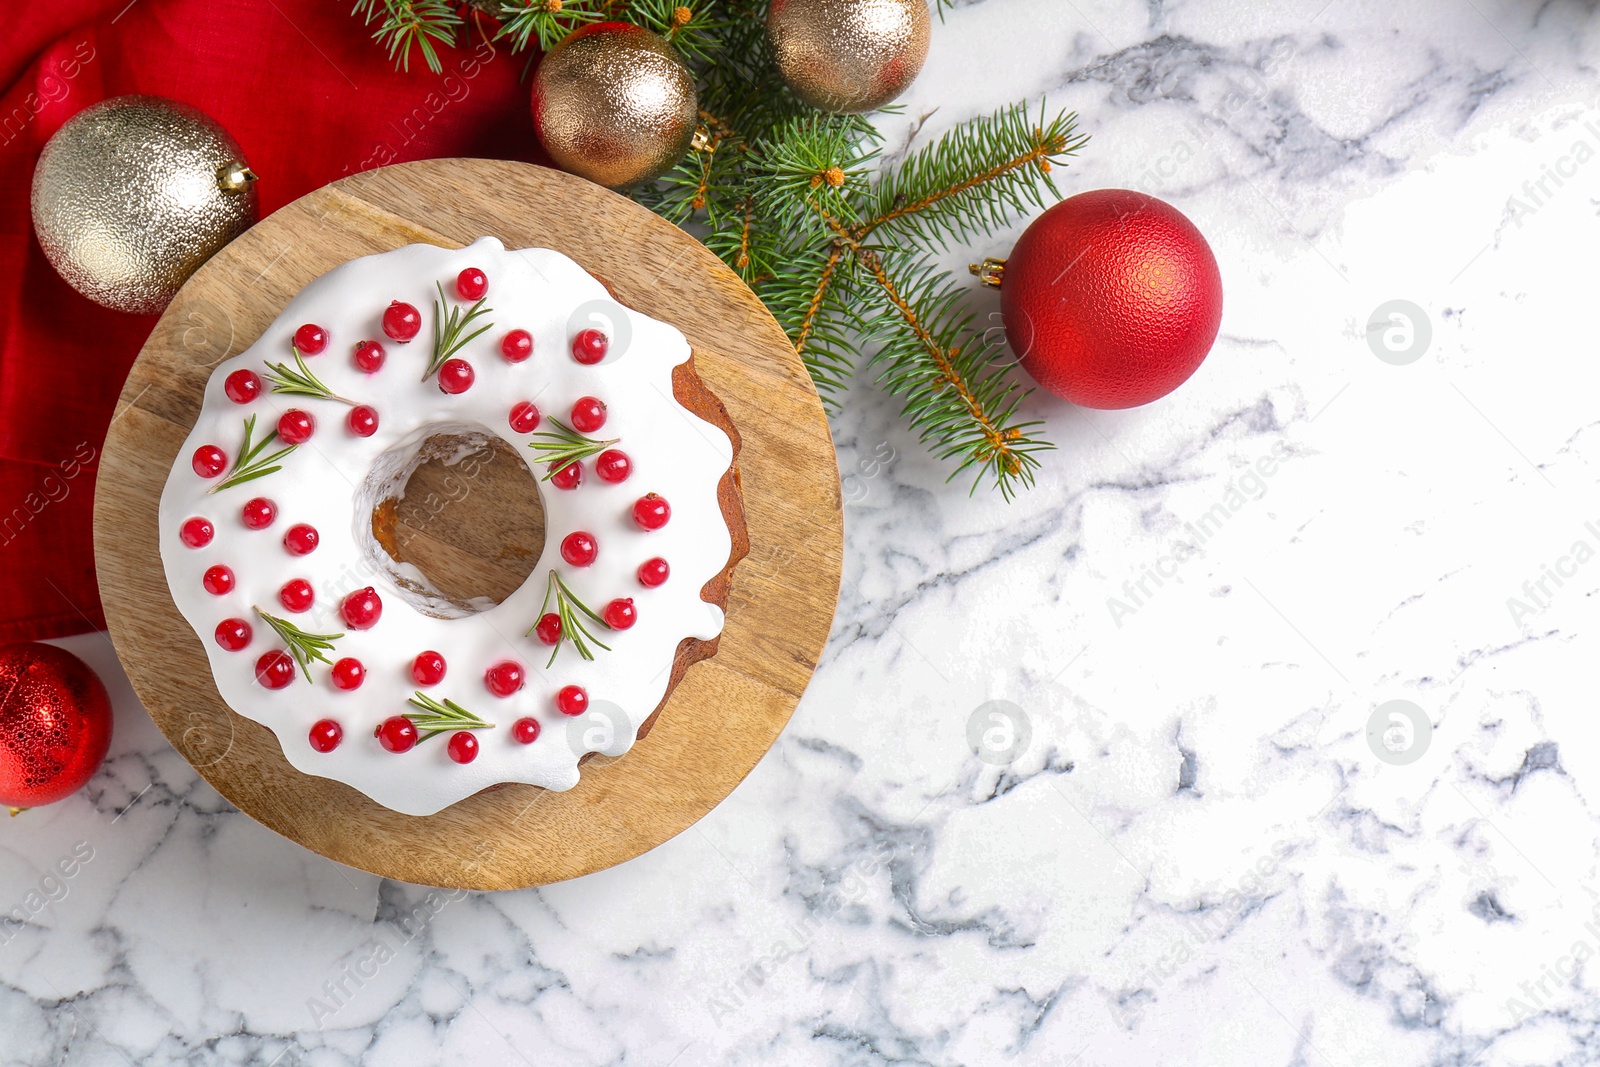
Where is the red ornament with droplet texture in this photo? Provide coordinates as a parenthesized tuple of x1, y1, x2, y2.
(995, 189, 1223, 409)
(0, 643, 112, 808)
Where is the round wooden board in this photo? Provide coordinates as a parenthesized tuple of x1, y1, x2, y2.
(93, 159, 842, 890)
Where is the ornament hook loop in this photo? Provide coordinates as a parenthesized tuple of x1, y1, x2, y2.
(970, 258, 1007, 289)
(216, 161, 259, 193)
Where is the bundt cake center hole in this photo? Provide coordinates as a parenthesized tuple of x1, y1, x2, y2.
(367, 431, 545, 615)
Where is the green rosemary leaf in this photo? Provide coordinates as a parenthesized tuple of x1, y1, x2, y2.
(254, 608, 343, 683)
(263, 348, 352, 404)
(405, 691, 495, 739)
(527, 418, 620, 477)
(425, 282, 493, 380)
(209, 416, 298, 494)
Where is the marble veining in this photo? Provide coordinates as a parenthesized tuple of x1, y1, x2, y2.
(8, 1, 1600, 1063)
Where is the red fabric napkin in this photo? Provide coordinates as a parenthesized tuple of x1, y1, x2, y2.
(0, 0, 545, 641)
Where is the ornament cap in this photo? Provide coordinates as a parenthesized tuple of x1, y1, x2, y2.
(216, 161, 259, 193)
(970, 257, 1007, 290)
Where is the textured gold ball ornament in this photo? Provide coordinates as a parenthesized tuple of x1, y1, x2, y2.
(532, 22, 698, 189)
(767, 0, 931, 114)
(30, 95, 259, 315)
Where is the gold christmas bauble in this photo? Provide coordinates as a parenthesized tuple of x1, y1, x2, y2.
(532, 23, 698, 189)
(767, 0, 931, 114)
(30, 95, 258, 315)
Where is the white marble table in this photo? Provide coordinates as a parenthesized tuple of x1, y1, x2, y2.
(7, 1, 1600, 1063)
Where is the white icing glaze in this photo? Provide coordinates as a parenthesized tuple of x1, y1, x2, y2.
(157, 238, 736, 816)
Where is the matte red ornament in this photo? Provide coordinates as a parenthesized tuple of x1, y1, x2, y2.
(994, 189, 1223, 410)
(0, 643, 113, 808)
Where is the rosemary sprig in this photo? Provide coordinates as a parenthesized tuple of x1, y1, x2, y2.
(530, 569, 612, 668)
(209, 415, 297, 494)
(527, 418, 621, 478)
(425, 281, 493, 380)
(263, 348, 353, 404)
(405, 691, 495, 740)
(254, 607, 343, 683)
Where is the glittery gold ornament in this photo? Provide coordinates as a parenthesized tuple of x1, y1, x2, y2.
(767, 0, 931, 114)
(30, 95, 259, 315)
(532, 22, 698, 189)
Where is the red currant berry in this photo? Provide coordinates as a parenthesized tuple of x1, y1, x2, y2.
(180, 517, 215, 548)
(354, 339, 386, 373)
(294, 323, 328, 354)
(242, 497, 276, 530)
(412, 650, 447, 686)
(485, 661, 525, 697)
(255, 650, 295, 689)
(383, 301, 421, 342)
(331, 657, 365, 691)
(556, 685, 589, 716)
(549, 461, 582, 490)
(595, 449, 631, 483)
(501, 329, 533, 363)
(438, 358, 475, 394)
(277, 409, 315, 445)
(456, 267, 488, 301)
(225, 370, 261, 404)
(203, 565, 234, 595)
(348, 405, 379, 437)
(637, 557, 669, 587)
(279, 578, 314, 613)
(570, 396, 607, 432)
(561, 531, 598, 566)
(375, 716, 418, 753)
(572, 329, 608, 365)
(284, 523, 319, 556)
(512, 717, 541, 744)
(603, 598, 637, 630)
(447, 731, 480, 764)
(341, 586, 383, 629)
(214, 617, 251, 651)
(533, 613, 562, 645)
(509, 401, 541, 434)
(309, 719, 343, 753)
(193, 445, 227, 479)
(633, 493, 671, 530)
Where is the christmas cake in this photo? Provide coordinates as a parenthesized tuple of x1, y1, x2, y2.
(157, 237, 746, 816)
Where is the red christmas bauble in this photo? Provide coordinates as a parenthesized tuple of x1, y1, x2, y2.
(0, 643, 112, 808)
(999, 189, 1223, 409)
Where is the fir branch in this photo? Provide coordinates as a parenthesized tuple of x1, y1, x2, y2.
(531, 570, 612, 667)
(351, 0, 460, 74)
(255, 608, 343, 683)
(630, 0, 727, 65)
(850, 246, 1050, 499)
(405, 691, 495, 740)
(526, 418, 620, 476)
(492, 0, 608, 53)
(863, 102, 1088, 246)
(209, 415, 297, 494)
(756, 241, 857, 395)
(425, 282, 493, 380)
(263, 349, 353, 404)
